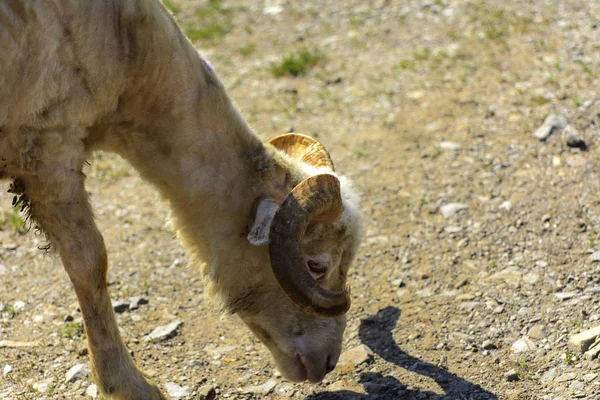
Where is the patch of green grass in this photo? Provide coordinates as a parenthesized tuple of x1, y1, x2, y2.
(397, 59, 415, 70)
(186, 21, 230, 41)
(186, 0, 233, 43)
(573, 96, 583, 107)
(269, 47, 326, 77)
(413, 46, 431, 61)
(161, 0, 180, 14)
(0, 207, 25, 234)
(238, 42, 256, 57)
(59, 321, 83, 339)
(531, 95, 551, 105)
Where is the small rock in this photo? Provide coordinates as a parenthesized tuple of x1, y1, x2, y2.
(556, 372, 578, 383)
(111, 300, 130, 313)
(145, 320, 183, 342)
(86, 384, 98, 398)
(456, 293, 476, 301)
(482, 340, 496, 350)
(499, 201, 512, 211)
(165, 382, 190, 399)
(570, 380, 585, 392)
(33, 378, 54, 394)
(65, 363, 91, 383)
(198, 384, 217, 400)
(243, 379, 277, 395)
(338, 344, 374, 368)
(590, 251, 600, 262)
(204, 344, 236, 359)
(13, 301, 25, 310)
(504, 369, 519, 382)
(584, 373, 598, 383)
(562, 125, 586, 149)
(511, 337, 536, 353)
(584, 343, 600, 360)
(0, 340, 40, 348)
(555, 292, 578, 301)
(440, 203, 469, 218)
(533, 114, 568, 140)
(528, 325, 546, 340)
(542, 368, 558, 383)
(128, 296, 149, 311)
(569, 325, 600, 353)
(523, 273, 539, 285)
(439, 141, 460, 150)
(3, 364, 12, 376)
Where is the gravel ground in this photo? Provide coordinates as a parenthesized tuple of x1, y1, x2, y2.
(2, 0, 600, 399)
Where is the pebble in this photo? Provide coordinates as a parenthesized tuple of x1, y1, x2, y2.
(243, 379, 277, 395)
(554, 292, 578, 301)
(33, 378, 54, 394)
(3, 364, 12, 376)
(562, 124, 585, 149)
(86, 384, 98, 398)
(528, 325, 546, 340)
(570, 380, 585, 392)
(504, 369, 519, 382)
(541, 368, 558, 383)
(556, 372, 578, 383)
(129, 296, 149, 310)
(511, 337, 536, 353)
(439, 141, 460, 150)
(0, 340, 40, 349)
(533, 114, 568, 140)
(499, 201, 512, 210)
(440, 203, 469, 218)
(198, 384, 217, 400)
(338, 344, 374, 368)
(481, 340, 496, 350)
(65, 363, 91, 383)
(590, 251, 600, 262)
(145, 320, 183, 342)
(112, 300, 130, 313)
(569, 325, 600, 353)
(489, 267, 522, 286)
(165, 382, 190, 399)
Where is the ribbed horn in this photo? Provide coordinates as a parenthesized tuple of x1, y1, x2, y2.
(268, 174, 349, 316)
(268, 134, 335, 171)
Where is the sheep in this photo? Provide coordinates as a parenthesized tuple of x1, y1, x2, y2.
(0, 1, 362, 399)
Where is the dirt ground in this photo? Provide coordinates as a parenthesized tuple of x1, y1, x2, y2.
(2, 0, 600, 399)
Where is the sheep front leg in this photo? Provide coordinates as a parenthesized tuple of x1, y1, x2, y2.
(24, 171, 166, 400)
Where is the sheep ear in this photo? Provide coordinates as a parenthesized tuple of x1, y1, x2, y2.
(248, 199, 278, 246)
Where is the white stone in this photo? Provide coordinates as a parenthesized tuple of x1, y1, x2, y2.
(569, 325, 600, 353)
(3, 364, 12, 376)
(86, 384, 98, 398)
(243, 379, 277, 395)
(440, 203, 469, 218)
(165, 382, 190, 399)
(65, 363, 91, 383)
(145, 320, 183, 342)
(511, 337, 536, 353)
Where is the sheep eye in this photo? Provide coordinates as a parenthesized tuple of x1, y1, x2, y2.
(307, 260, 328, 276)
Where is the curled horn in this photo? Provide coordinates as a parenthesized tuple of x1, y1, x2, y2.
(268, 134, 335, 171)
(268, 174, 350, 316)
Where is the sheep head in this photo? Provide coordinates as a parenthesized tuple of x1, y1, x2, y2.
(241, 134, 362, 382)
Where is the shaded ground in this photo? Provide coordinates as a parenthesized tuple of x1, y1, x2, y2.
(2, 0, 600, 399)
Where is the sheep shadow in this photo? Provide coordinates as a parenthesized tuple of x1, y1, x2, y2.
(306, 306, 499, 400)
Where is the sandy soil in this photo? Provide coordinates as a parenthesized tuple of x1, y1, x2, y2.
(2, 0, 600, 399)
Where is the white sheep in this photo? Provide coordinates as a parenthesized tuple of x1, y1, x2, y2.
(0, 1, 362, 399)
